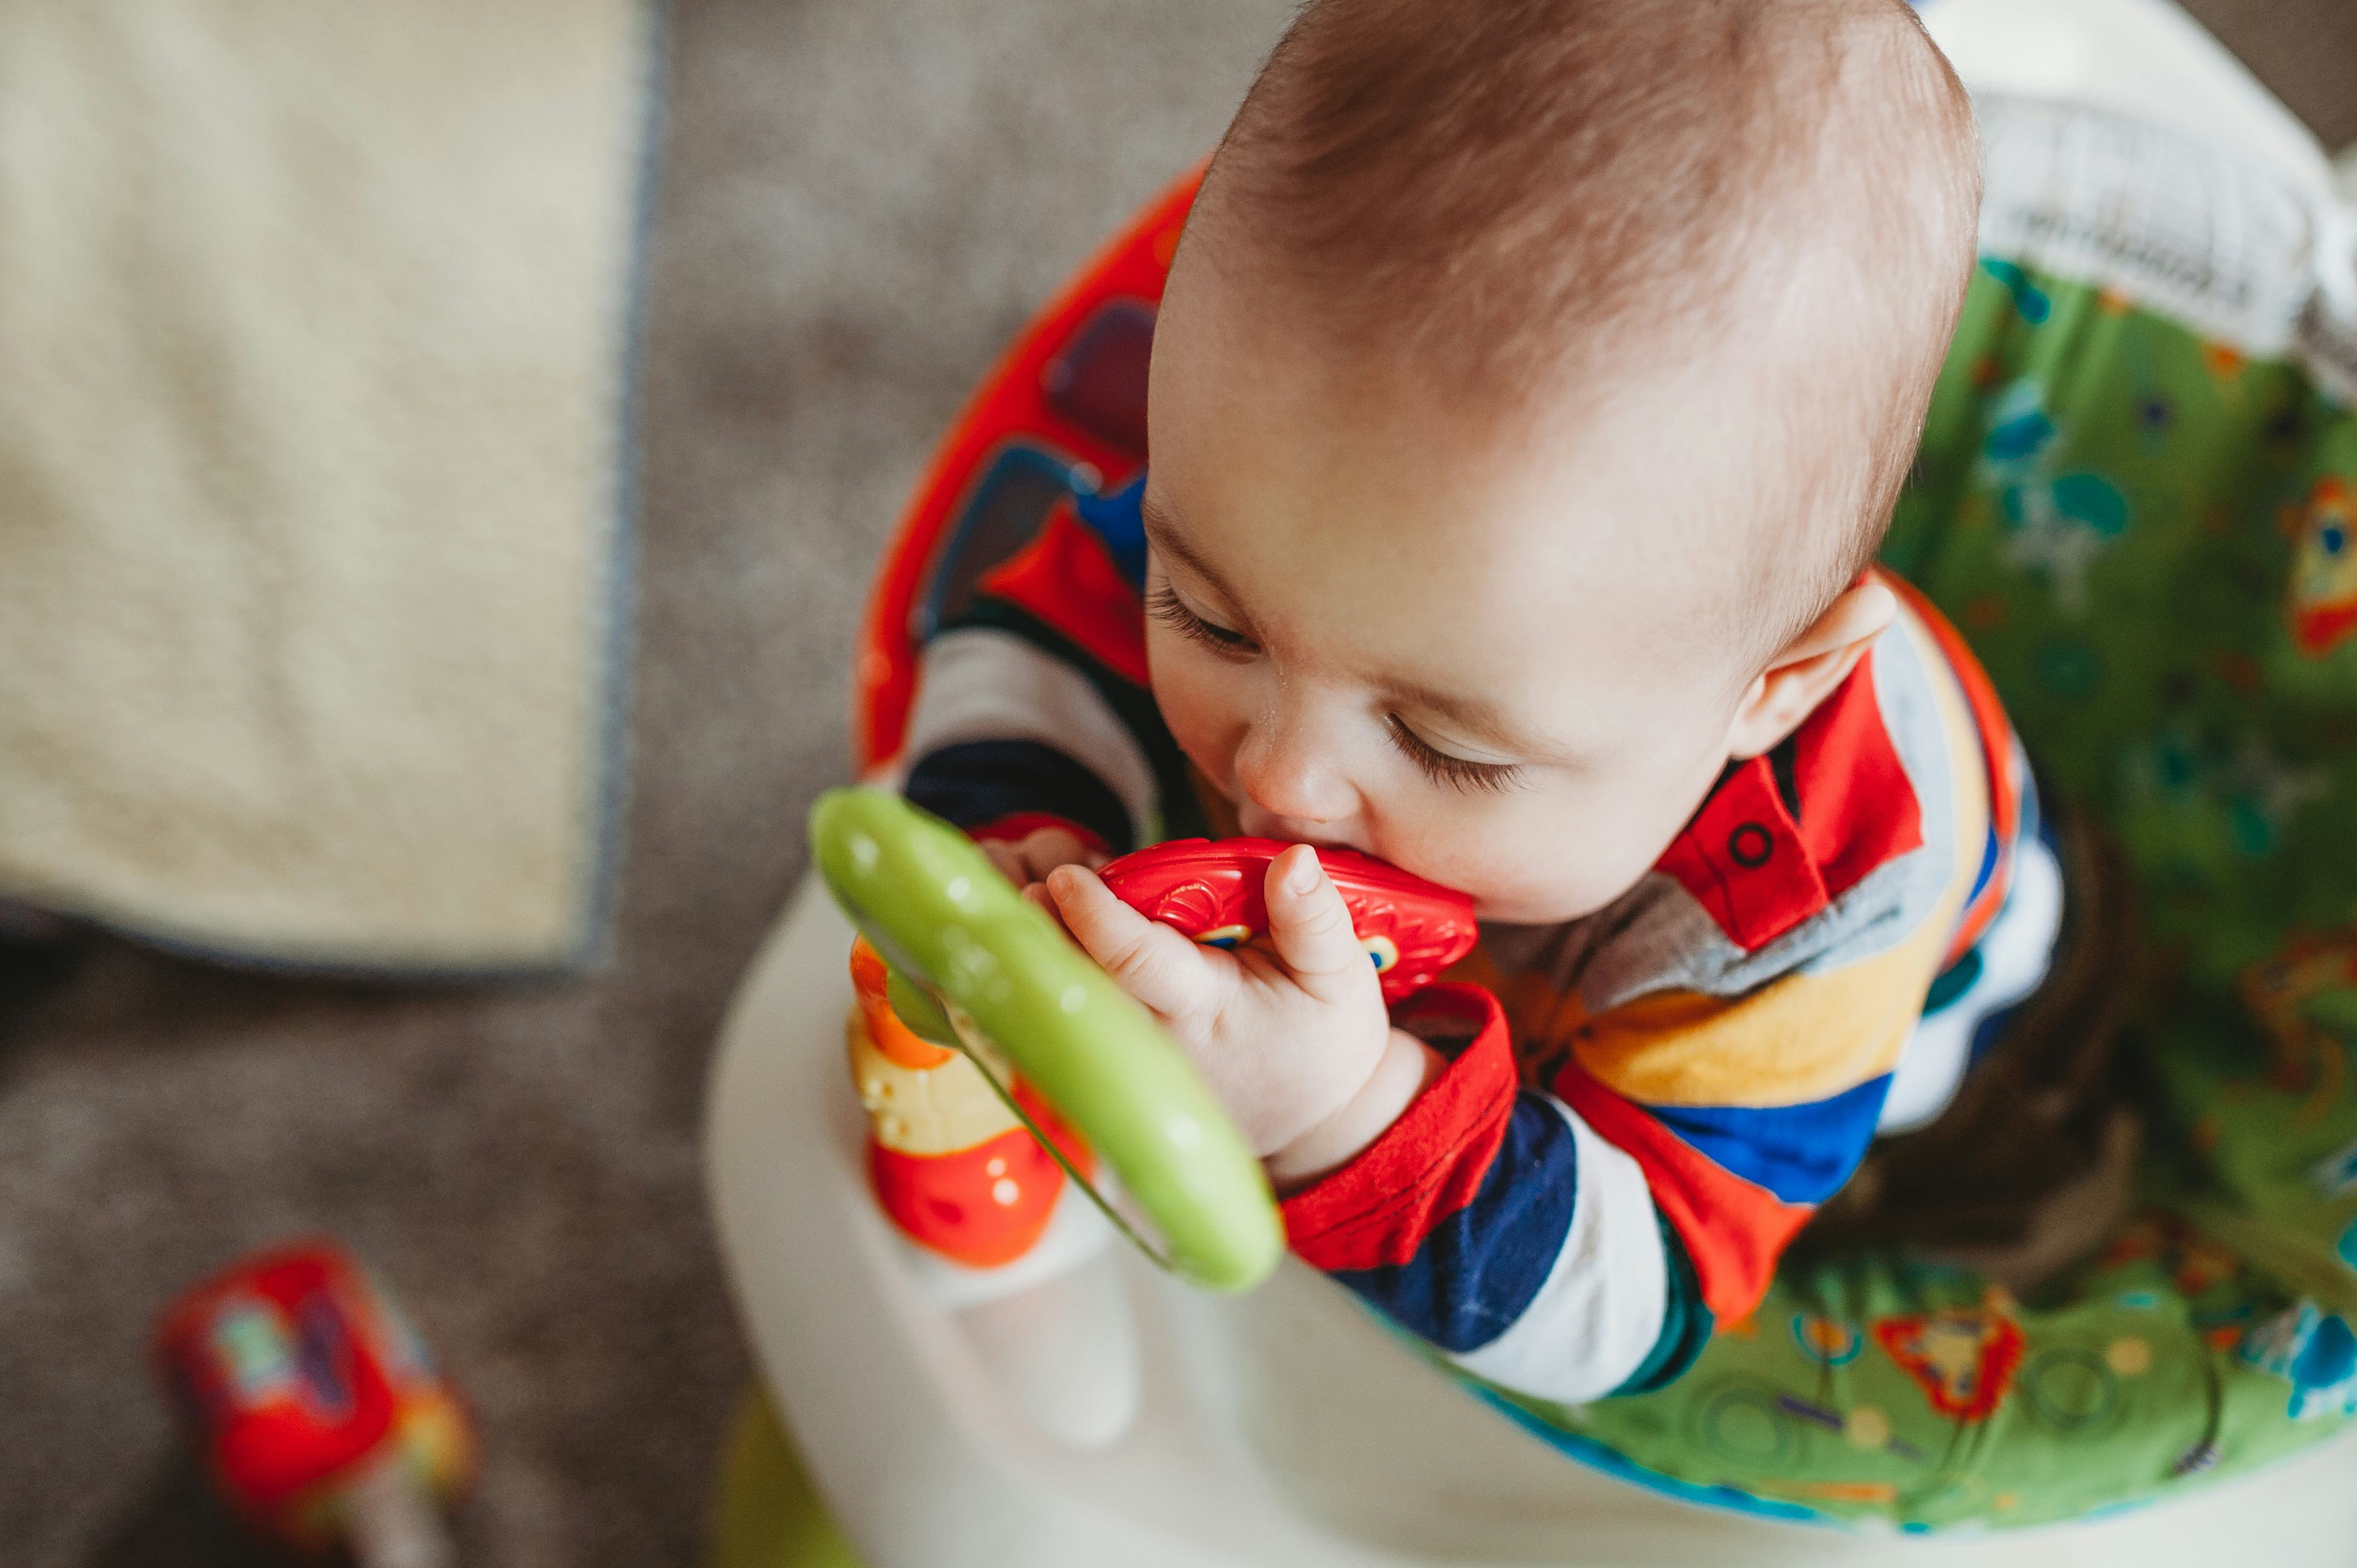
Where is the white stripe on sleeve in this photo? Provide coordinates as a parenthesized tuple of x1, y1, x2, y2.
(1447, 1098, 1668, 1405)
(902, 627, 1159, 839)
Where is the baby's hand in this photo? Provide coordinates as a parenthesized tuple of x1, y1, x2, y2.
(1042, 844, 1437, 1178)
(976, 823, 1107, 888)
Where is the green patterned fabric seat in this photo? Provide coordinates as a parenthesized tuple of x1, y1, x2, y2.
(1481, 92, 2357, 1531)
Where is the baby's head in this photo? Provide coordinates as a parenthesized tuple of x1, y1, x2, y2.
(1141, 0, 1979, 923)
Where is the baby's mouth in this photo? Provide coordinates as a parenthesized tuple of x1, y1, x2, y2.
(1233, 804, 1364, 857)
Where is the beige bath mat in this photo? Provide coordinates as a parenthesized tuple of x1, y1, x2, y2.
(0, 1, 657, 972)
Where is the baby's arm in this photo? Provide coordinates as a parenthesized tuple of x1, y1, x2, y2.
(1277, 986, 1717, 1403)
(1046, 853, 1716, 1403)
(1287, 967, 1919, 1404)
(899, 498, 1167, 880)
(1057, 852, 1918, 1401)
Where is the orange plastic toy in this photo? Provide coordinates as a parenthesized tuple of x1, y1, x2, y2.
(846, 936, 1093, 1268)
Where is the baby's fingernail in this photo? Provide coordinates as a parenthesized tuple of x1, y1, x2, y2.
(1285, 851, 1322, 895)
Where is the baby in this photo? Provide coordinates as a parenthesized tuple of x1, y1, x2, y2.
(901, 0, 2063, 1399)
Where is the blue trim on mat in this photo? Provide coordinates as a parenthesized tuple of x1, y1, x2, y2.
(570, 0, 672, 974)
(1342, 1294, 1842, 1529)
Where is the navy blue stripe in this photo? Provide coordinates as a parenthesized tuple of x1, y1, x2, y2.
(904, 739, 1133, 853)
(1959, 787, 2063, 1070)
(1330, 1093, 1581, 1354)
(942, 597, 1206, 841)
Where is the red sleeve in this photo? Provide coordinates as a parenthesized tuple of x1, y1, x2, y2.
(1279, 984, 1521, 1272)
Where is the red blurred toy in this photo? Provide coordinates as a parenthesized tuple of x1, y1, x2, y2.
(153, 1240, 473, 1565)
(1099, 838, 1479, 1002)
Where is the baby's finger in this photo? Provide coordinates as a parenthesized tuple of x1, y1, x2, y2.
(1039, 826, 1110, 872)
(977, 838, 1029, 885)
(1001, 829, 1108, 887)
(1010, 827, 1086, 883)
(1046, 864, 1214, 1019)
(1263, 845, 1372, 1003)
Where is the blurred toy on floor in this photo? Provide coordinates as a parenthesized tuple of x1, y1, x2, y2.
(152, 1240, 473, 1568)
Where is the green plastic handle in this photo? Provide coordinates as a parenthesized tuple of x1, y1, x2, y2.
(809, 787, 1285, 1293)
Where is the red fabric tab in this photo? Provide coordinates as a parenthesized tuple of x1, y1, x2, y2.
(1655, 647, 1927, 955)
(1656, 759, 1827, 953)
(965, 812, 1109, 857)
(1555, 1068, 1815, 1320)
(1789, 656, 1924, 902)
(1281, 985, 1519, 1272)
(977, 502, 1150, 687)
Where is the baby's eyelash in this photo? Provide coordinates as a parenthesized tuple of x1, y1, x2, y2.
(1147, 581, 1519, 794)
(1386, 716, 1525, 796)
(1147, 581, 1256, 656)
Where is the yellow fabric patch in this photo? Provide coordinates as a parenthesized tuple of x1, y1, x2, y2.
(1567, 915, 1954, 1108)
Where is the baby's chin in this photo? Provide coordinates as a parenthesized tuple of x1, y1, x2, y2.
(1464, 887, 1621, 929)
(1413, 856, 1642, 927)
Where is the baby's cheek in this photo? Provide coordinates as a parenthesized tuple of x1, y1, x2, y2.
(1146, 643, 1243, 789)
(1379, 798, 1555, 908)
(1425, 796, 1650, 925)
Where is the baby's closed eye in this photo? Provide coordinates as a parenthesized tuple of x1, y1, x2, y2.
(1147, 581, 1255, 656)
(1384, 715, 1524, 795)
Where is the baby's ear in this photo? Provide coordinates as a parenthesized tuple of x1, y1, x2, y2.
(1723, 577, 1899, 760)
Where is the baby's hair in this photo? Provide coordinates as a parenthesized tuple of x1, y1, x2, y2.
(1195, 0, 1982, 668)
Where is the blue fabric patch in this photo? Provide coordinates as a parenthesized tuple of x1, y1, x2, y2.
(1964, 821, 2001, 912)
(1074, 473, 1149, 590)
(1332, 1093, 1581, 1354)
(1642, 1076, 1893, 1205)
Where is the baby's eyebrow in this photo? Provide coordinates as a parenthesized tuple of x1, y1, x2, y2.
(1138, 494, 1248, 607)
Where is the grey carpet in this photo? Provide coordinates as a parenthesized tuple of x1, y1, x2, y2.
(0, 1, 2346, 1563)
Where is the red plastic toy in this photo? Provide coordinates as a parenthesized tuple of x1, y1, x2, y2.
(153, 1239, 472, 1563)
(1099, 838, 1479, 1003)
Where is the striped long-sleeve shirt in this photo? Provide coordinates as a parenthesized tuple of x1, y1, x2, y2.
(903, 473, 2060, 1401)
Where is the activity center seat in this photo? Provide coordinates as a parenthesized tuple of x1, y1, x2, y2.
(706, 1, 2357, 1562)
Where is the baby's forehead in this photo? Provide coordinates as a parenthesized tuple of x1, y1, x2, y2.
(1178, 0, 1977, 666)
(1146, 355, 1769, 728)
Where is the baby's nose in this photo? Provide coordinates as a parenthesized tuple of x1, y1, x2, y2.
(1233, 721, 1358, 828)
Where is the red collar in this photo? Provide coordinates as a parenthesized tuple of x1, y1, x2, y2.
(1653, 652, 1923, 954)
